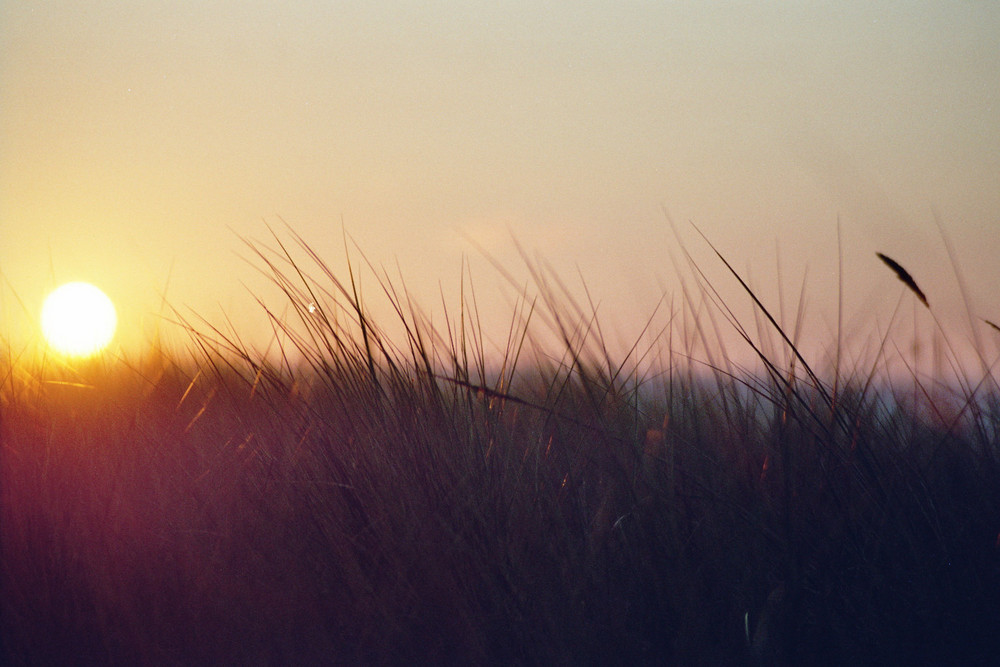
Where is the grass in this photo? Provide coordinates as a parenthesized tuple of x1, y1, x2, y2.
(3, 226, 1000, 665)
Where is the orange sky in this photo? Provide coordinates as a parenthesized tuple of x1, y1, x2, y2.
(2, 2, 999, 372)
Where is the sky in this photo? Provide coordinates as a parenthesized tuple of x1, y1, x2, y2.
(2, 1, 999, 372)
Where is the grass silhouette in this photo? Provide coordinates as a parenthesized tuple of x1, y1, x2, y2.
(3, 227, 999, 665)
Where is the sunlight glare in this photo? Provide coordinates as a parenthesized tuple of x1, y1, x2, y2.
(41, 282, 118, 357)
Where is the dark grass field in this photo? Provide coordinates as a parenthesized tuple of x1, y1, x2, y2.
(3, 231, 1000, 665)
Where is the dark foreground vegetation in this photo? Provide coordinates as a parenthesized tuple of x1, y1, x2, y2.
(3, 231, 1000, 665)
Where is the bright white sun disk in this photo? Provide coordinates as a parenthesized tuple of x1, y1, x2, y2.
(41, 282, 117, 357)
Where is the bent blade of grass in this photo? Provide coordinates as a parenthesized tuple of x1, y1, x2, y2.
(876, 252, 929, 309)
(688, 222, 837, 436)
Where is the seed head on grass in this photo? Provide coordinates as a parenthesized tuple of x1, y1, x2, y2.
(876, 252, 929, 308)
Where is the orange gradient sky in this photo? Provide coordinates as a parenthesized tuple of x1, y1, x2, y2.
(2, 2, 999, 368)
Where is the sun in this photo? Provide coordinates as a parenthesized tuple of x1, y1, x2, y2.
(41, 282, 118, 357)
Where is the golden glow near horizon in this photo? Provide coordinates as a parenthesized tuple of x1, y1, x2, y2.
(41, 282, 117, 358)
(2, 2, 999, 360)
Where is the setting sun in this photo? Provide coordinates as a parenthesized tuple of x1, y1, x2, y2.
(41, 282, 117, 357)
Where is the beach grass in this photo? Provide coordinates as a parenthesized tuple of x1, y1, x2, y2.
(3, 228, 999, 665)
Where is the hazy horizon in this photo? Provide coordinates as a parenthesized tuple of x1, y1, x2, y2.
(3, 2, 998, 368)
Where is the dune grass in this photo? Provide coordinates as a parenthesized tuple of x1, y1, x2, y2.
(3, 228, 1000, 665)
